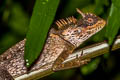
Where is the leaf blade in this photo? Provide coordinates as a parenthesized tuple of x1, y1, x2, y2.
(25, 0, 60, 67)
(105, 1, 120, 45)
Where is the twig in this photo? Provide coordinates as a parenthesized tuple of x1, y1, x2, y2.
(15, 35, 120, 80)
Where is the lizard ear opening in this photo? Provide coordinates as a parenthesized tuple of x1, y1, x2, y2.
(76, 8, 85, 18)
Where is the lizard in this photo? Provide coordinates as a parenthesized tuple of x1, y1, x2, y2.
(0, 8, 106, 80)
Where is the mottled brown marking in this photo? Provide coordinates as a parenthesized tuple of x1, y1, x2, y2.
(0, 66, 14, 80)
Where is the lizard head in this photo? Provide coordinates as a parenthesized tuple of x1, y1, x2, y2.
(59, 8, 106, 47)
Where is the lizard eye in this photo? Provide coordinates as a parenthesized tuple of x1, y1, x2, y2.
(84, 17, 94, 26)
(87, 18, 94, 23)
(83, 14, 98, 26)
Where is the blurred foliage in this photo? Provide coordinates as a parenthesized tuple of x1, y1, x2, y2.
(80, 58, 100, 75)
(8, 3, 29, 35)
(0, 0, 29, 53)
(0, 0, 120, 80)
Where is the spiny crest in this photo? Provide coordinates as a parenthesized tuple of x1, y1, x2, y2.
(55, 16, 77, 29)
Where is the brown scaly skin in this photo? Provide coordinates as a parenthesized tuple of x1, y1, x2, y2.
(0, 66, 14, 80)
(0, 9, 106, 79)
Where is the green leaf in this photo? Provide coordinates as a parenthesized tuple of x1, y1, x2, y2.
(25, 0, 60, 67)
(112, 0, 120, 8)
(105, 1, 120, 45)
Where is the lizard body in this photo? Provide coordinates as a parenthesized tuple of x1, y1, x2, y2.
(0, 9, 106, 79)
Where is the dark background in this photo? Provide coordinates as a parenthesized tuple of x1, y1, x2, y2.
(0, 0, 120, 80)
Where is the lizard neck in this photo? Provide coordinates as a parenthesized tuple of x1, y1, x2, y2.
(58, 27, 85, 47)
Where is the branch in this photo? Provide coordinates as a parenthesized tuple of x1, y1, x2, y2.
(15, 35, 120, 80)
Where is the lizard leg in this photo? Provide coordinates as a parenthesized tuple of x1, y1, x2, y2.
(52, 50, 90, 71)
(54, 58, 90, 71)
(53, 58, 90, 71)
(0, 66, 14, 80)
(52, 50, 71, 71)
